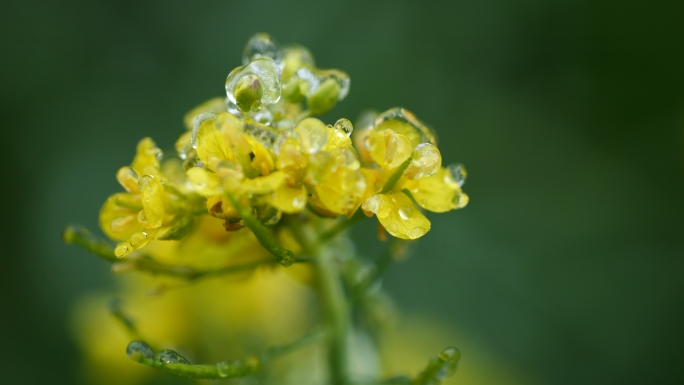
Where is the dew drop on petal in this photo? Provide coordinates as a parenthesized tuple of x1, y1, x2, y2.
(334, 118, 353, 136)
(406, 227, 427, 239)
(114, 244, 129, 258)
(398, 205, 413, 220)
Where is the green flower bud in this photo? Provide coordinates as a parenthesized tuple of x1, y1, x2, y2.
(234, 74, 264, 112)
(282, 78, 308, 103)
(307, 78, 341, 115)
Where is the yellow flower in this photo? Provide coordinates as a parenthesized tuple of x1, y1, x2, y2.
(360, 108, 468, 239)
(99, 138, 191, 257)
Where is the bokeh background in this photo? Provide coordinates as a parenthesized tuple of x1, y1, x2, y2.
(2, 0, 684, 384)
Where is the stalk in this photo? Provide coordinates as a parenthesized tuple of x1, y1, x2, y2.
(286, 215, 350, 385)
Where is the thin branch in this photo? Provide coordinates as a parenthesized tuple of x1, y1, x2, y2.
(126, 329, 325, 380)
(64, 224, 280, 281)
(224, 191, 295, 267)
(319, 211, 366, 243)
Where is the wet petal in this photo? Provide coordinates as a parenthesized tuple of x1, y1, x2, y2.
(131, 138, 162, 176)
(375, 192, 431, 240)
(404, 167, 468, 213)
(137, 175, 165, 229)
(269, 185, 307, 214)
(186, 167, 222, 196)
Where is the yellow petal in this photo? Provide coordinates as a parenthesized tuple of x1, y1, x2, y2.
(294, 118, 329, 154)
(375, 192, 431, 240)
(131, 138, 162, 176)
(99, 193, 141, 241)
(183, 97, 226, 130)
(241, 171, 287, 195)
(137, 175, 165, 229)
(404, 167, 468, 213)
(269, 185, 307, 214)
(243, 134, 276, 176)
(186, 167, 222, 196)
(116, 167, 139, 193)
(373, 107, 437, 148)
(368, 129, 412, 170)
(206, 195, 240, 220)
(194, 117, 233, 167)
(322, 126, 352, 151)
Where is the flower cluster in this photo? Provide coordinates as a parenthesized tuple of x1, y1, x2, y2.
(100, 33, 468, 259)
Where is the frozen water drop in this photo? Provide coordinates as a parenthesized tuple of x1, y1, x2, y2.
(398, 205, 413, 220)
(226, 58, 281, 112)
(334, 118, 353, 136)
(126, 340, 155, 362)
(114, 244, 129, 258)
(191, 112, 218, 149)
(439, 346, 460, 361)
(155, 349, 190, 365)
(448, 163, 467, 187)
(243, 33, 281, 65)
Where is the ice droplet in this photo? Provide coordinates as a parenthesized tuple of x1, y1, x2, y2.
(447, 163, 467, 187)
(155, 349, 190, 365)
(334, 118, 353, 136)
(398, 205, 413, 220)
(242, 33, 281, 65)
(226, 58, 281, 112)
(126, 340, 155, 362)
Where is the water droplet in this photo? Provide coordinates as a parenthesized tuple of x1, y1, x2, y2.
(373, 108, 437, 147)
(126, 340, 155, 362)
(114, 244, 129, 258)
(191, 112, 218, 149)
(216, 360, 234, 378)
(452, 192, 469, 209)
(129, 231, 149, 248)
(447, 163, 467, 187)
(334, 118, 353, 136)
(406, 226, 427, 239)
(398, 205, 413, 220)
(292, 197, 304, 208)
(155, 349, 190, 365)
(278, 249, 295, 267)
(439, 346, 460, 361)
(406, 143, 441, 179)
(226, 58, 281, 112)
(262, 209, 282, 226)
(386, 223, 400, 233)
(242, 33, 281, 65)
(294, 66, 350, 100)
(244, 120, 278, 150)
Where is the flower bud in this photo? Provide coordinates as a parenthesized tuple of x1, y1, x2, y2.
(234, 74, 264, 112)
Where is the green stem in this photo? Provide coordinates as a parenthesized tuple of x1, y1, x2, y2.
(62, 225, 117, 262)
(319, 210, 366, 243)
(64, 224, 278, 280)
(381, 158, 412, 194)
(224, 191, 295, 267)
(350, 240, 398, 303)
(286, 215, 350, 385)
(127, 329, 325, 380)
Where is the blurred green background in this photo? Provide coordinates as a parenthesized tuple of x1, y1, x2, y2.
(2, 0, 683, 384)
